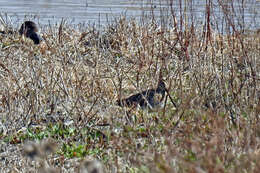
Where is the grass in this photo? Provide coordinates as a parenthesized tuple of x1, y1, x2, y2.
(0, 1, 259, 172)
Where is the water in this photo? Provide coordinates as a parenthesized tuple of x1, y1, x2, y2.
(0, 0, 259, 30)
(0, 0, 164, 25)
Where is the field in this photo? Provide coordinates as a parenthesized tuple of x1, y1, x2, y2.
(0, 1, 259, 173)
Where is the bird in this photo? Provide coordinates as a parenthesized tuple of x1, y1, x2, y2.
(19, 21, 41, 44)
(117, 80, 167, 110)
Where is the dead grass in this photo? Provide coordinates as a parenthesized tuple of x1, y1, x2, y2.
(0, 2, 259, 172)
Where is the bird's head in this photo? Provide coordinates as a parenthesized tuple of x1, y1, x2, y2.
(156, 80, 166, 93)
(19, 21, 38, 35)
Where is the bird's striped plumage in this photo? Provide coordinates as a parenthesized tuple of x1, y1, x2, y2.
(117, 80, 166, 109)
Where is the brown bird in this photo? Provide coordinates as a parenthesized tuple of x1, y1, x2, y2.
(117, 80, 166, 110)
(19, 21, 41, 44)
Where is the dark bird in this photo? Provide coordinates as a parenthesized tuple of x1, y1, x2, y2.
(19, 21, 41, 44)
(117, 80, 166, 110)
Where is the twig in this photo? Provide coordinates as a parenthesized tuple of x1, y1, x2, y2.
(172, 110, 185, 131)
(165, 88, 177, 109)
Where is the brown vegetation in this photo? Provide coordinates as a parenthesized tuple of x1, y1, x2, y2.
(0, 1, 259, 172)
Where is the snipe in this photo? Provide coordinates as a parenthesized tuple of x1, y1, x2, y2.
(19, 21, 41, 44)
(117, 80, 166, 110)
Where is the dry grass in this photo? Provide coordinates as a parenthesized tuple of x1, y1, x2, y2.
(0, 2, 259, 172)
